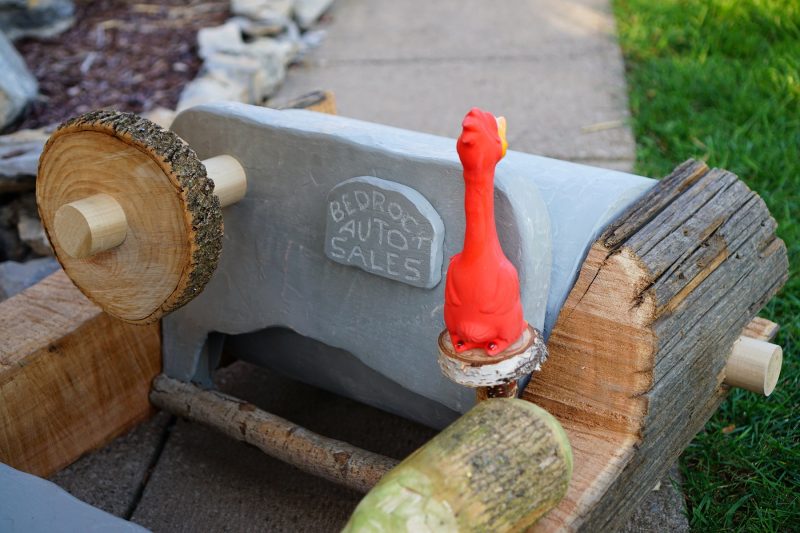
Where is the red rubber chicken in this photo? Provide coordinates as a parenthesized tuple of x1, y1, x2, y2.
(444, 108, 526, 356)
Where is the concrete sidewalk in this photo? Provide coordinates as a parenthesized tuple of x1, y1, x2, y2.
(50, 1, 689, 531)
(275, 0, 636, 170)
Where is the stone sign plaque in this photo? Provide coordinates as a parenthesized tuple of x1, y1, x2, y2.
(324, 176, 445, 288)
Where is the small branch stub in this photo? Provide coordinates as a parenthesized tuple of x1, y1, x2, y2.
(724, 336, 782, 396)
(438, 324, 547, 399)
(54, 193, 127, 258)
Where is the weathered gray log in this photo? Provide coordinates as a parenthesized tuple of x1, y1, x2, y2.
(524, 159, 788, 531)
(149, 374, 398, 493)
(344, 399, 572, 533)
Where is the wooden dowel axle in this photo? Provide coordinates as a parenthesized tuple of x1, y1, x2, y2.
(724, 336, 782, 396)
(203, 154, 247, 208)
(53, 155, 246, 259)
(53, 193, 128, 259)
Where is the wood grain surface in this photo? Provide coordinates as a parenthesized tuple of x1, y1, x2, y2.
(0, 270, 161, 477)
(524, 160, 788, 531)
(37, 111, 223, 324)
(150, 374, 398, 493)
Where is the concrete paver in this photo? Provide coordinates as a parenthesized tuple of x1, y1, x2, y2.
(50, 413, 172, 518)
(275, 0, 636, 168)
(52, 362, 688, 532)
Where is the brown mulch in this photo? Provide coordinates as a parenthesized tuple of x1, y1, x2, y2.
(15, 0, 230, 130)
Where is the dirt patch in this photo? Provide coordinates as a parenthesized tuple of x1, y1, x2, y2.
(15, 0, 230, 130)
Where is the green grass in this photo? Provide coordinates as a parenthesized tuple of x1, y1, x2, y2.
(613, 0, 800, 530)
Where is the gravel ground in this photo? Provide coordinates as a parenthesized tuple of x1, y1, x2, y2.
(14, 0, 230, 130)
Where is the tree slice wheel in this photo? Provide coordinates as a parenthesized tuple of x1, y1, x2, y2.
(36, 110, 223, 324)
(437, 324, 548, 388)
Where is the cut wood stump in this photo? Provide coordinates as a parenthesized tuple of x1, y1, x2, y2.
(524, 159, 788, 531)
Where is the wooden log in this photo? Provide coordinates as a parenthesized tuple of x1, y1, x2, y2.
(344, 399, 572, 533)
(524, 160, 788, 531)
(0, 270, 161, 477)
(149, 374, 398, 493)
(741, 316, 779, 341)
(437, 324, 547, 400)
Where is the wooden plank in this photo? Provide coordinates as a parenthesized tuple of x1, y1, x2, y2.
(742, 317, 779, 341)
(0, 270, 161, 477)
(524, 160, 788, 532)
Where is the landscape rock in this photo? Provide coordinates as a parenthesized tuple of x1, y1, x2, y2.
(295, 27, 326, 61)
(0, 31, 37, 129)
(177, 75, 251, 111)
(0, 463, 146, 532)
(0, 0, 75, 41)
(17, 212, 51, 256)
(0, 125, 48, 193)
(241, 37, 295, 90)
(229, 15, 289, 38)
(0, 192, 34, 261)
(203, 52, 271, 104)
(293, 0, 333, 29)
(0, 256, 59, 300)
(0, 225, 26, 261)
(232, 0, 293, 21)
(181, 35, 295, 110)
(0, 199, 14, 227)
(197, 21, 244, 60)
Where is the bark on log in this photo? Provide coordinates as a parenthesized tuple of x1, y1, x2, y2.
(344, 399, 572, 533)
(524, 159, 788, 531)
(149, 374, 398, 493)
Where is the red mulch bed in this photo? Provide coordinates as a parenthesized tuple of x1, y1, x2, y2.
(15, 0, 230, 130)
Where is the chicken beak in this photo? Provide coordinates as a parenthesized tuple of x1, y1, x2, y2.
(496, 116, 508, 158)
